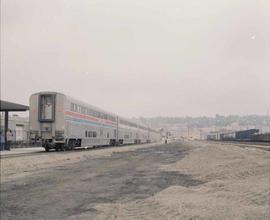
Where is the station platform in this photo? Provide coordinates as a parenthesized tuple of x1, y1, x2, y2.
(0, 147, 44, 156)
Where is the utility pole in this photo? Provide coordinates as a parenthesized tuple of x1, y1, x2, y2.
(4, 111, 8, 150)
(116, 116, 119, 146)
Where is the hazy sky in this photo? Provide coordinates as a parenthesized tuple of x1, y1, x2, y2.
(1, 0, 270, 117)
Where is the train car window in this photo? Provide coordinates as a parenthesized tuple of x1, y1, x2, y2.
(39, 95, 55, 122)
(108, 116, 115, 122)
(92, 110, 96, 117)
(90, 109, 95, 117)
(71, 103, 74, 111)
(93, 131, 97, 137)
(81, 107, 85, 114)
(87, 108, 92, 116)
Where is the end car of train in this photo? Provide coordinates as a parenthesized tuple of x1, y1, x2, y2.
(29, 92, 161, 151)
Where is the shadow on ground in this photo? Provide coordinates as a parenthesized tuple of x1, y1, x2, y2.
(1, 142, 204, 220)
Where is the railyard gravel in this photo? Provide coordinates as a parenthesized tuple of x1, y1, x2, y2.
(1, 141, 269, 219)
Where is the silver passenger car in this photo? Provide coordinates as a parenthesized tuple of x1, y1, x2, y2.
(29, 92, 161, 151)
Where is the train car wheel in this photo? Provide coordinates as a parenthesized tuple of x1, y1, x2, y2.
(68, 139, 75, 150)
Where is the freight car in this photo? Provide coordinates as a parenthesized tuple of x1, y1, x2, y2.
(235, 129, 259, 141)
(251, 133, 270, 142)
(29, 92, 161, 151)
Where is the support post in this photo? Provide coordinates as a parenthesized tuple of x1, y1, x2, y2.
(4, 111, 8, 149)
(116, 116, 119, 146)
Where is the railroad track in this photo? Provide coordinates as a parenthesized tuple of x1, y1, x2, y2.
(0, 147, 112, 159)
(0, 143, 159, 159)
(0, 146, 106, 159)
(217, 141, 270, 151)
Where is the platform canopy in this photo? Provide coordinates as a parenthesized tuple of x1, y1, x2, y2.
(0, 100, 29, 150)
(0, 100, 29, 112)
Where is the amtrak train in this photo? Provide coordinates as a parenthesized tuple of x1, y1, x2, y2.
(29, 92, 161, 151)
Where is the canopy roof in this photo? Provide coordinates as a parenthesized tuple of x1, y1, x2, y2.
(0, 100, 29, 111)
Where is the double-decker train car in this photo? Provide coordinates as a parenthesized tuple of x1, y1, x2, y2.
(29, 91, 160, 151)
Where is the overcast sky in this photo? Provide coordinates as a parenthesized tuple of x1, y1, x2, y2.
(1, 0, 270, 117)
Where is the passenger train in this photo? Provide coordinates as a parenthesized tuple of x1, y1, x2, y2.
(29, 92, 161, 151)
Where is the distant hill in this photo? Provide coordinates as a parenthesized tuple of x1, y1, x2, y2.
(133, 115, 270, 130)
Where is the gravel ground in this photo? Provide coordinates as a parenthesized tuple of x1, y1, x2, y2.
(1, 141, 269, 220)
